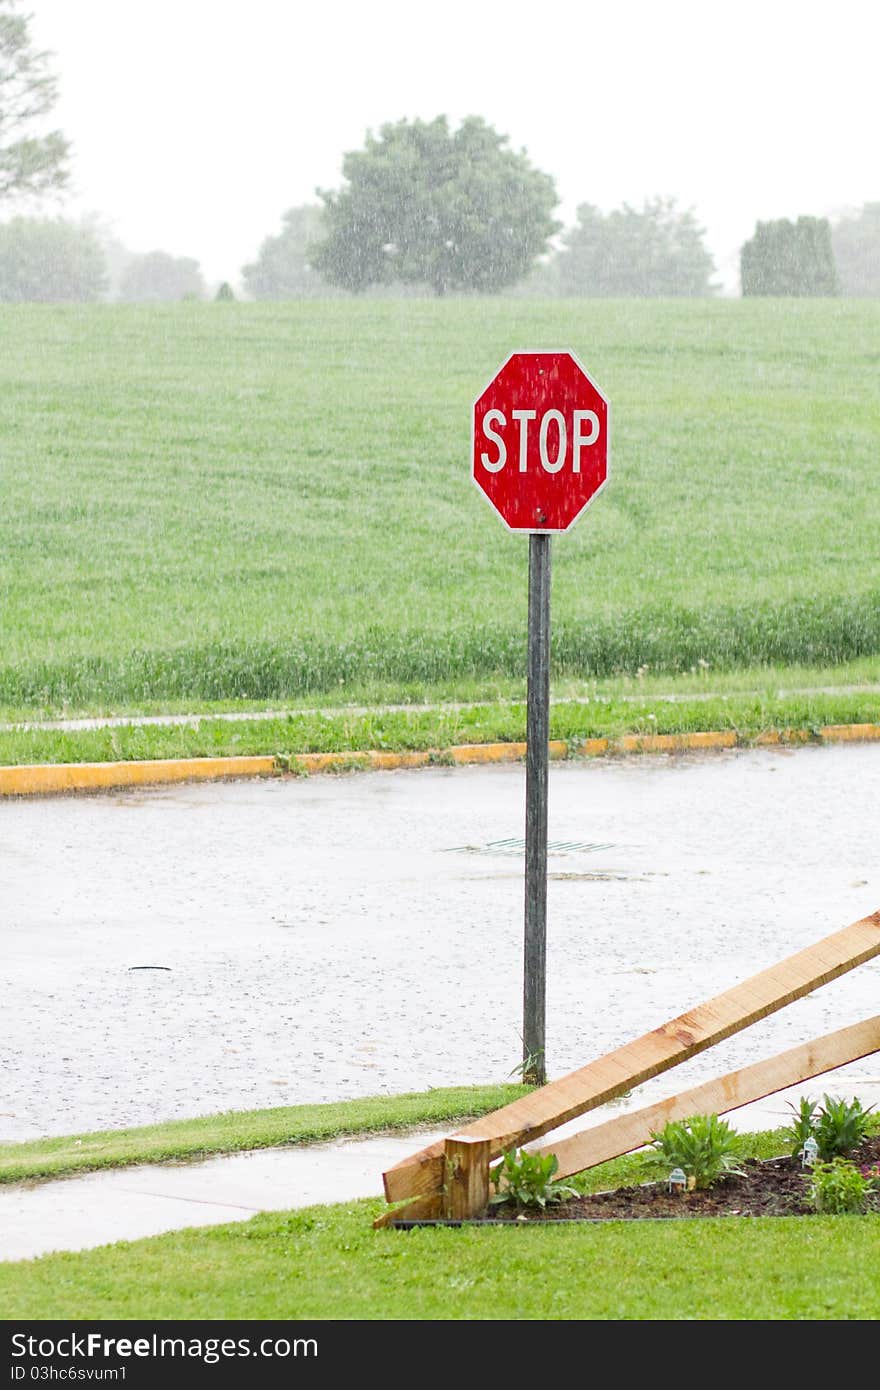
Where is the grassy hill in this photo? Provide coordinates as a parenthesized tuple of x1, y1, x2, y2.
(1, 297, 878, 713)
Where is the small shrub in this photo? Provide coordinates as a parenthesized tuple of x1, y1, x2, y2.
(649, 1114, 744, 1190)
(807, 1159, 879, 1215)
(783, 1095, 819, 1160)
(814, 1095, 874, 1160)
(489, 1149, 578, 1210)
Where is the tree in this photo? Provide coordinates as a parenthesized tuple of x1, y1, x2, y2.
(555, 197, 717, 297)
(0, 1, 69, 202)
(118, 250, 206, 302)
(831, 203, 880, 297)
(311, 115, 559, 296)
(740, 217, 838, 296)
(0, 216, 106, 300)
(241, 205, 334, 299)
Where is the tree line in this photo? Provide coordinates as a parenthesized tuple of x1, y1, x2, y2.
(0, 221, 213, 302)
(240, 117, 877, 299)
(0, 3, 214, 302)
(1, 6, 877, 302)
(3, 193, 875, 305)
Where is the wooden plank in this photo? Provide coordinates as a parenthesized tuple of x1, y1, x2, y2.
(372, 1193, 442, 1229)
(533, 1014, 880, 1180)
(375, 1015, 880, 1223)
(443, 1137, 492, 1220)
(382, 909, 880, 1204)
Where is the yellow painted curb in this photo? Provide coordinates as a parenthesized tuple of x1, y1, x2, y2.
(820, 723, 880, 743)
(753, 728, 812, 746)
(294, 750, 435, 774)
(450, 741, 527, 764)
(1, 723, 878, 798)
(616, 730, 737, 754)
(0, 756, 276, 798)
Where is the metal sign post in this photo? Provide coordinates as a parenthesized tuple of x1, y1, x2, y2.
(523, 532, 551, 1084)
(471, 351, 610, 1087)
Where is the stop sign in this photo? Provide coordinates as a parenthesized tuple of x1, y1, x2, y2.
(472, 350, 610, 532)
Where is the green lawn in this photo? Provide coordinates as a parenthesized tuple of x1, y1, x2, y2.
(2, 1101, 878, 1320)
(0, 685, 878, 768)
(1, 299, 878, 714)
(5, 1203, 880, 1320)
(0, 1085, 528, 1186)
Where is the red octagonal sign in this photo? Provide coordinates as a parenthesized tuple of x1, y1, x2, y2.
(472, 350, 610, 532)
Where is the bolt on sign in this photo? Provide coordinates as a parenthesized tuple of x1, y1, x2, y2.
(472, 350, 610, 531)
(471, 350, 610, 1086)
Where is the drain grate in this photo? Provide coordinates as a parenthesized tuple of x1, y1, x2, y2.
(449, 837, 616, 857)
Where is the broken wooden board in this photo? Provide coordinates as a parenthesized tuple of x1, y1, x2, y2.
(382, 908, 880, 1205)
(374, 1193, 442, 1228)
(377, 1137, 492, 1227)
(375, 1013, 880, 1226)
(532, 1013, 880, 1180)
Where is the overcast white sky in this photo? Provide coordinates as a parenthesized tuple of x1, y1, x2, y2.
(24, 0, 880, 293)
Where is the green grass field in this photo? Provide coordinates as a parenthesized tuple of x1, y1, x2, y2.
(2, 298, 878, 716)
(1, 685, 878, 767)
(2, 1096, 878, 1320)
(6, 1203, 880, 1320)
(0, 1085, 528, 1186)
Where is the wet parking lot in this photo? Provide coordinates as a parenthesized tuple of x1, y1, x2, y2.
(2, 744, 879, 1142)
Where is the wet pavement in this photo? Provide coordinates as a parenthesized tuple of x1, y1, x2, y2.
(0, 1127, 449, 1262)
(1, 745, 878, 1144)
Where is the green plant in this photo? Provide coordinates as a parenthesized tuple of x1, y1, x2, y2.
(806, 1159, 879, 1215)
(489, 1148, 578, 1210)
(783, 1095, 819, 1160)
(272, 753, 308, 776)
(814, 1095, 875, 1160)
(649, 1114, 745, 1190)
(507, 1043, 545, 1086)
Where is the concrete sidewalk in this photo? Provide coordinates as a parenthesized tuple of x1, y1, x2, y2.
(0, 1127, 450, 1263)
(4, 1078, 879, 1264)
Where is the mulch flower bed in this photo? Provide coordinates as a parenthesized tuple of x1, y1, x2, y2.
(482, 1134, 880, 1222)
